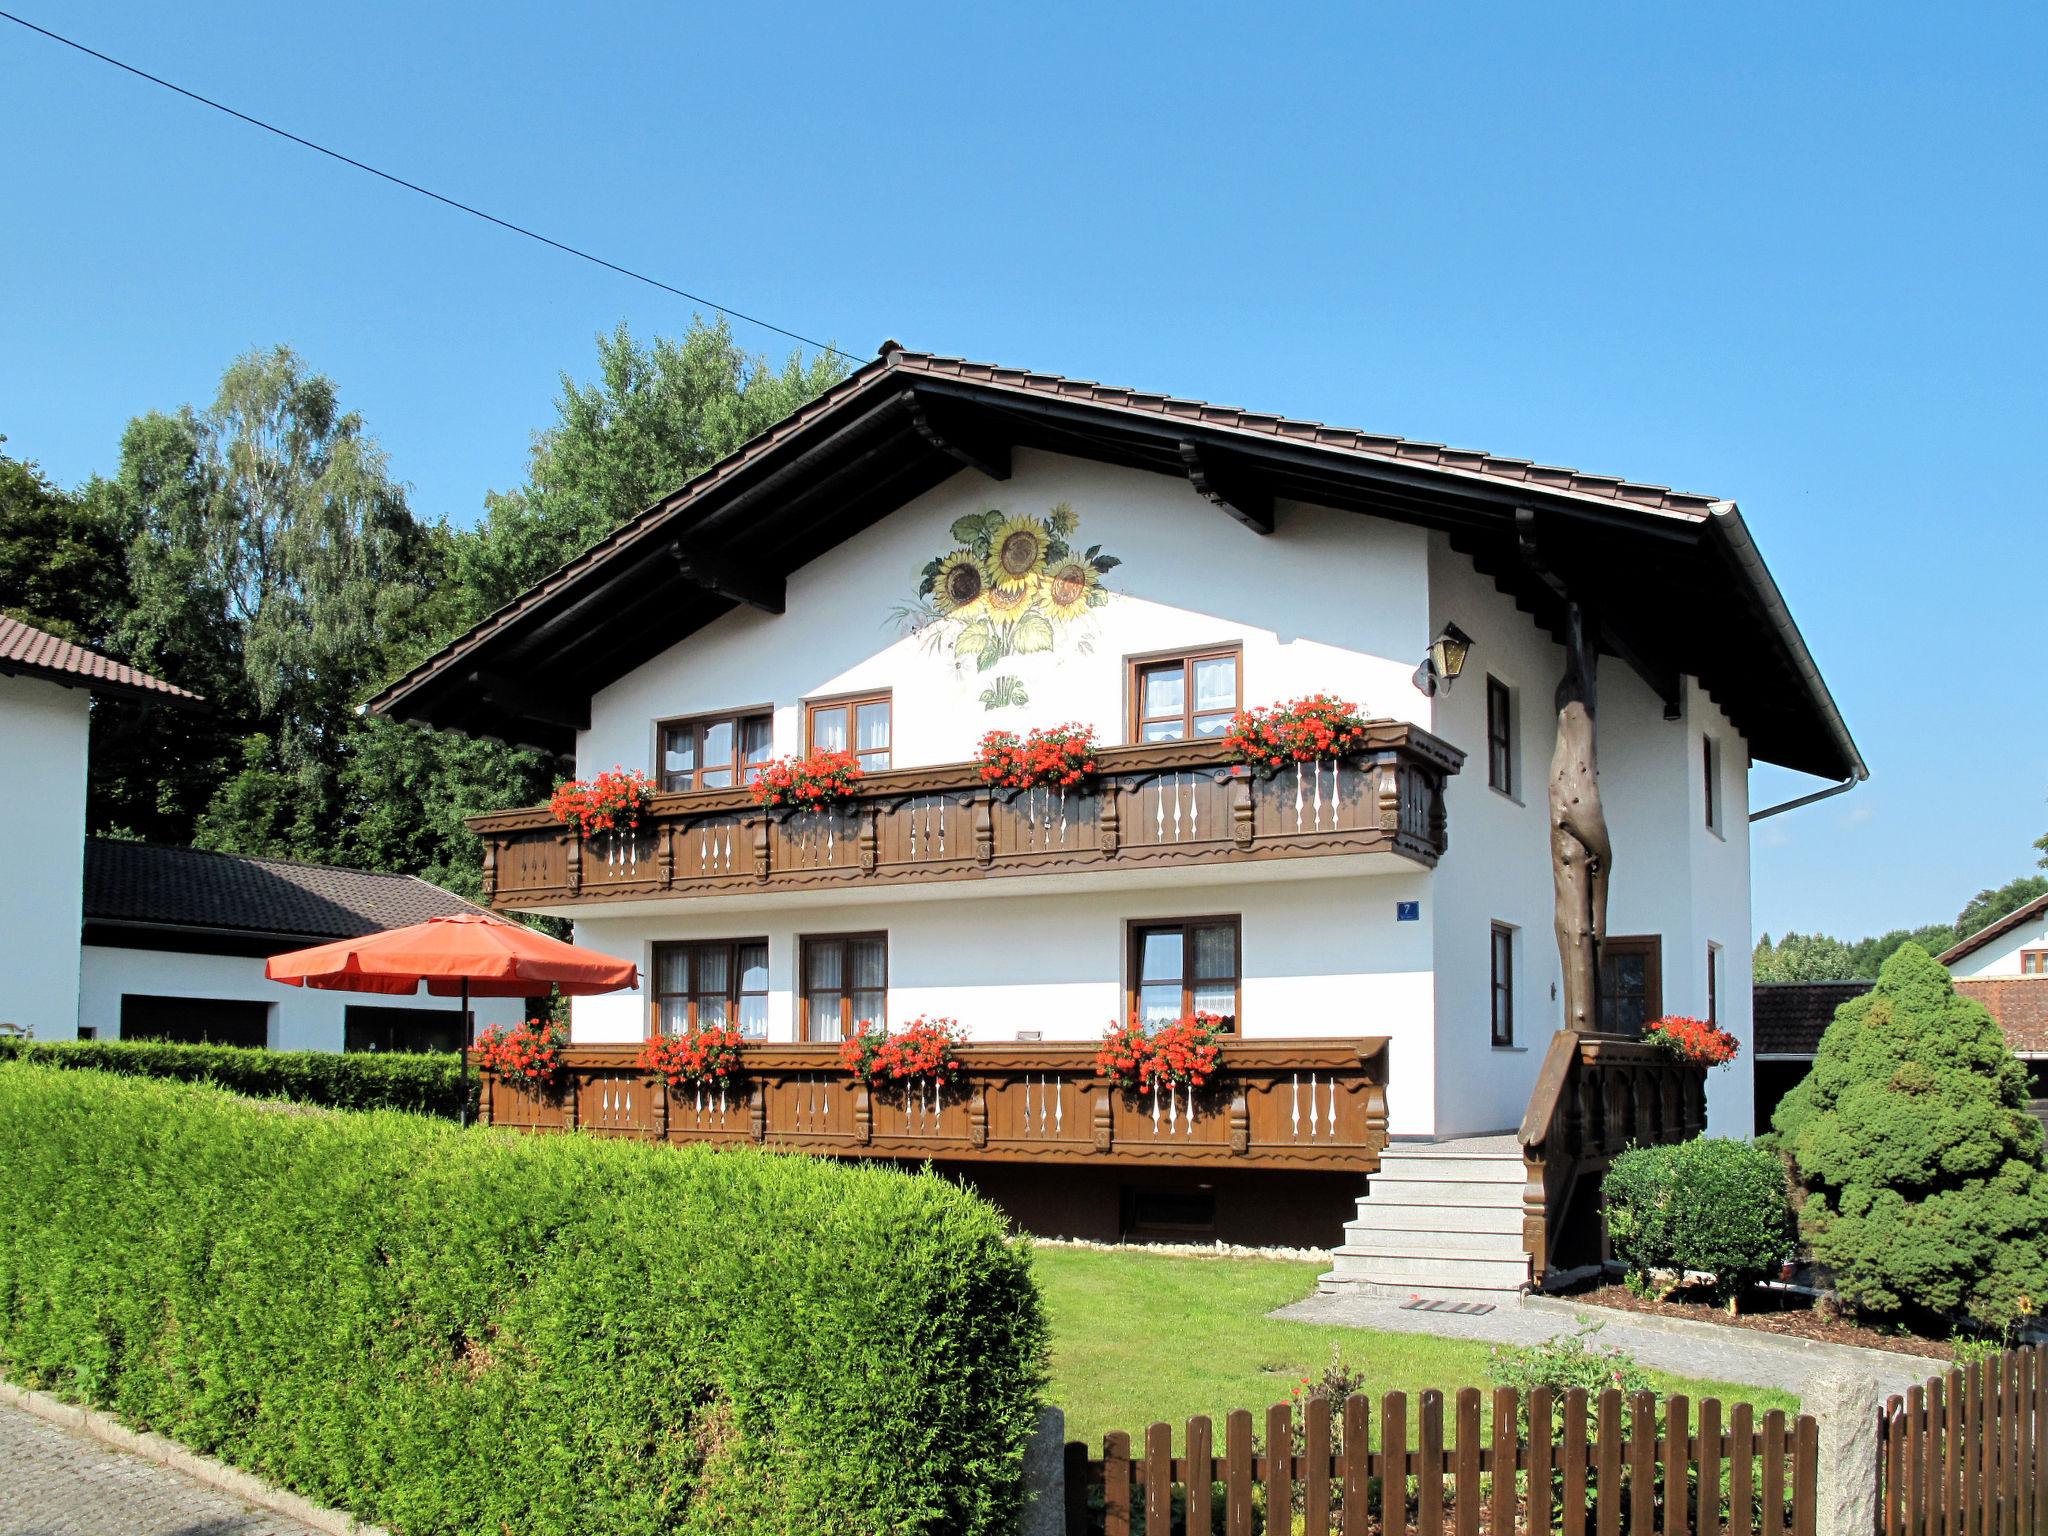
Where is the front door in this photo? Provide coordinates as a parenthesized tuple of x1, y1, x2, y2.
(1598, 935, 1663, 1036)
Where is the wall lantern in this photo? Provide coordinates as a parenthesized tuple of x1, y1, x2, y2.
(1411, 623, 1475, 698)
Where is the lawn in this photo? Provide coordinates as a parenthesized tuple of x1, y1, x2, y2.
(1032, 1246, 1801, 1449)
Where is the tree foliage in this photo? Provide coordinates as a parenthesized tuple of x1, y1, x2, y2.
(1772, 943, 2048, 1326)
(1604, 1137, 1793, 1303)
(0, 445, 125, 646)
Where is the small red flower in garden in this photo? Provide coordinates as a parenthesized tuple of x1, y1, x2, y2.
(549, 767, 655, 837)
(976, 724, 1101, 790)
(1224, 694, 1370, 779)
(749, 749, 864, 810)
(474, 1019, 568, 1092)
(1644, 1014, 1740, 1068)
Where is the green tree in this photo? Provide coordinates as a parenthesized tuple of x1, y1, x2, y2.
(1772, 944, 2048, 1326)
(1957, 875, 2048, 940)
(0, 445, 126, 646)
(1753, 931, 1858, 983)
(451, 318, 849, 620)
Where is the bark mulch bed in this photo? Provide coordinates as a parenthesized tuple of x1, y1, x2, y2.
(1558, 1281, 1957, 1362)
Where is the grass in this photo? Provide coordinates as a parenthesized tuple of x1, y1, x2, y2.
(1033, 1246, 1801, 1448)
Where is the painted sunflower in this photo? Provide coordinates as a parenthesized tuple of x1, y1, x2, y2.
(1044, 558, 1101, 619)
(990, 516, 1050, 589)
(986, 577, 1035, 614)
(932, 549, 991, 614)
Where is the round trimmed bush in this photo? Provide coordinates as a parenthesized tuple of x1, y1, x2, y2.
(1603, 1135, 1793, 1302)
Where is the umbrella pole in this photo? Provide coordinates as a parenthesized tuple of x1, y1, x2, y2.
(458, 977, 471, 1129)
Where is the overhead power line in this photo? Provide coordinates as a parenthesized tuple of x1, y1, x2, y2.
(0, 8, 865, 365)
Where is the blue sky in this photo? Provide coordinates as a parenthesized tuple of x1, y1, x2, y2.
(3, 2, 2043, 940)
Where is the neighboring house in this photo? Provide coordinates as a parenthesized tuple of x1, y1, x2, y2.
(1938, 893, 2048, 978)
(78, 839, 526, 1050)
(370, 345, 1861, 1272)
(0, 615, 197, 1040)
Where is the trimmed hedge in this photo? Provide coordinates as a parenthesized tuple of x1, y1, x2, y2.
(0, 1063, 1047, 1535)
(0, 1035, 471, 1118)
(1603, 1136, 1793, 1303)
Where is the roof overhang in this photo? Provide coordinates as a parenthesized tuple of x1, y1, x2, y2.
(369, 350, 1863, 781)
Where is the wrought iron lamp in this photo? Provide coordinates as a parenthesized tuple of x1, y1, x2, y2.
(1411, 623, 1474, 697)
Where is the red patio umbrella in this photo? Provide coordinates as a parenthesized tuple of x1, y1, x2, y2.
(266, 912, 638, 1123)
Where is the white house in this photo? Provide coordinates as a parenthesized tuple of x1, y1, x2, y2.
(0, 614, 197, 1040)
(78, 838, 524, 1051)
(1939, 894, 2048, 979)
(371, 345, 1863, 1282)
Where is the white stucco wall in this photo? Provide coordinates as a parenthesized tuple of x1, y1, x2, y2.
(1945, 913, 2048, 978)
(0, 674, 89, 1040)
(78, 944, 524, 1051)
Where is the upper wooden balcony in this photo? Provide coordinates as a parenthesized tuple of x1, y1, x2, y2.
(470, 723, 1464, 912)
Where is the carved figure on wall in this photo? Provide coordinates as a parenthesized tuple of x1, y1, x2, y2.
(1549, 603, 1611, 1034)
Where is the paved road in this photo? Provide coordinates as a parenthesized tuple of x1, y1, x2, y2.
(1276, 1291, 1933, 1397)
(0, 1399, 326, 1536)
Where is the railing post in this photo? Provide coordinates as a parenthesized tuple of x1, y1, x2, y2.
(859, 808, 879, 875)
(973, 790, 995, 865)
(854, 1083, 874, 1145)
(1228, 1082, 1250, 1154)
(657, 823, 676, 889)
(969, 1082, 989, 1148)
(480, 838, 498, 903)
(747, 1081, 766, 1142)
(565, 831, 583, 896)
(1229, 769, 1254, 850)
(1092, 1083, 1114, 1154)
(1099, 780, 1121, 856)
(750, 816, 771, 882)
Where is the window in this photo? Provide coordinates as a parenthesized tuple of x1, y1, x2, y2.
(1486, 676, 1514, 795)
(1702, 735, 1722, 833)
(1706, 942, 1722, 1026)
(654, 940, 770, 1038)
(1599, 935, 1664, 1036)
(2024, 950, 2048, 976)
(660, 711, 772, 792)
(1490, 923, 1516, 1047)
(120, 995, 270, 1048)
(345, 1005, 467, 1054)
(1129, 917, 1240, 1031)
(799, 933, 887, 1041)
(1130, 647, 1240, 744)
(806, 692, 891, 772)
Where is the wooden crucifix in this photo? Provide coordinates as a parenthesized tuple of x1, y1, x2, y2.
(1549, 601, 1611, 1034)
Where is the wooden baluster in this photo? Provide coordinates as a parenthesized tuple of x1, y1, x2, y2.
(1226, 1409, 1254, 1536)
(1187, 1413, 1215, 1536)
(1342, 1394, 1371, 1536)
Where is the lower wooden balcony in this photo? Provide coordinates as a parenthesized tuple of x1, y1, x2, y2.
(477, 1038, 1391, 1173)
(470, 725, 1462, 912)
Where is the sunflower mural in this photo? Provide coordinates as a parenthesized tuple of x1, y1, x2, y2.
(901, 502, 1121, 710)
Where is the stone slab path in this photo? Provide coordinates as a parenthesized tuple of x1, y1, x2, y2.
(1276, 1291, 1934, 1398)
(0, 1398, 327, 1536)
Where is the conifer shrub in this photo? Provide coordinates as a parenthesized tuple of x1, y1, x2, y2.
(0, 1063, 1046, 1536)
(1603, 1137, 1793, 1303)
(0, 1034, 470, 1117)
(1772, 943, 2048, 1327)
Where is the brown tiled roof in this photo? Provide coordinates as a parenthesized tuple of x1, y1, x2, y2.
(1751, 976, 2048, 1058)
(83, 839, 490, 943)
(1937, 893, 2048, 967)
(0, 614, 198, 702)
(1753, 981, 1875, 1056)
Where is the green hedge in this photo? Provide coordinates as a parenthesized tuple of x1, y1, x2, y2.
(0, 1063, 1047, 1535)
(0, 1035, 471, 1118)
(1603, 1136, 1793, 1303)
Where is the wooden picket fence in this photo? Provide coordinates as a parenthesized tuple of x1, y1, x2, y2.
(1879, 1345, 2048, 1536)
(1064, 1386, 1818, 1536)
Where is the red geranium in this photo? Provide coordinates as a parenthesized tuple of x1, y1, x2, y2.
(549, 767, 655, 837)
(1095, 1013, 1226, 1092)
(977, 723, 1101, 790)
(1645, 1014, 1740, 1068)
(1224, 694, 1371, 779)
(636, 1025, 747, 1088)
(473, 1018, 567, 1092)
(840, 1016, 967, 1089)
(750, 749, 864, 810)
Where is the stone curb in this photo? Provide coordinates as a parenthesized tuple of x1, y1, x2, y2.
(0, 1379, 390, 1536)
(1524, 1294, 1946, 1380)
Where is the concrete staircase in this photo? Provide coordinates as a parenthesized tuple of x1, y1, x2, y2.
(1318, 1135, 1532, 1300)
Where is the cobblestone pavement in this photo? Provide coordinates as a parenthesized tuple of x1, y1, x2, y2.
(1275, 1291, 1932, 1397)
(0, 1399, 327, 1536)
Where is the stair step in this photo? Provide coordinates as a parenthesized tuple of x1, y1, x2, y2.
(1325, 1245, 1532, 1289)
(1342, 1223, 1527, 1256)
(1346, 1202, 1525, 1236)
(1362, 1177, 1527, 1208)
(1373, 1155, 1526, 1184)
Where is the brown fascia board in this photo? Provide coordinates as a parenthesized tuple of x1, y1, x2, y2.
(1937, 892, 2048, 967)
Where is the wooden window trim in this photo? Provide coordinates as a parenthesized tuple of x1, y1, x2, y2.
(2023, 950, 2048, 976)
(1490, 922, 1515, 1048)
(1124, 643, 1243, 746)
(1125, 915, 1242, 1033)
(654, 706, 774, 794)
(1485, 676, 1514, 797)
(802, 689, 893, 770)
(650, 938, 770, 1039)
(798, 931, 889, 1043)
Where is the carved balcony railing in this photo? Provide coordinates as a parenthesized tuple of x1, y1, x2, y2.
(469, 724, 1462, 910)
(1517, 1032, 1708, 1285)
(476, 1038, 1391, 1173)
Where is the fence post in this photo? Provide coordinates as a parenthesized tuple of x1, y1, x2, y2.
(1813, 1373, 1881, 1536)
(1019, 1404, 1066, 1536)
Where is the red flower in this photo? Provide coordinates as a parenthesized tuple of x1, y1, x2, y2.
(550, 767, 656, 838)
(1224, 695, 1371, 779)
(475, 1018, 567, 1091)
(750, 749, 863, 809)
(841, 1016, 966, 1090)
(976, 724, 1102, 791)
(1096, 1013, 1225, 1091)
(1645, 1015, 1739, 1068)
